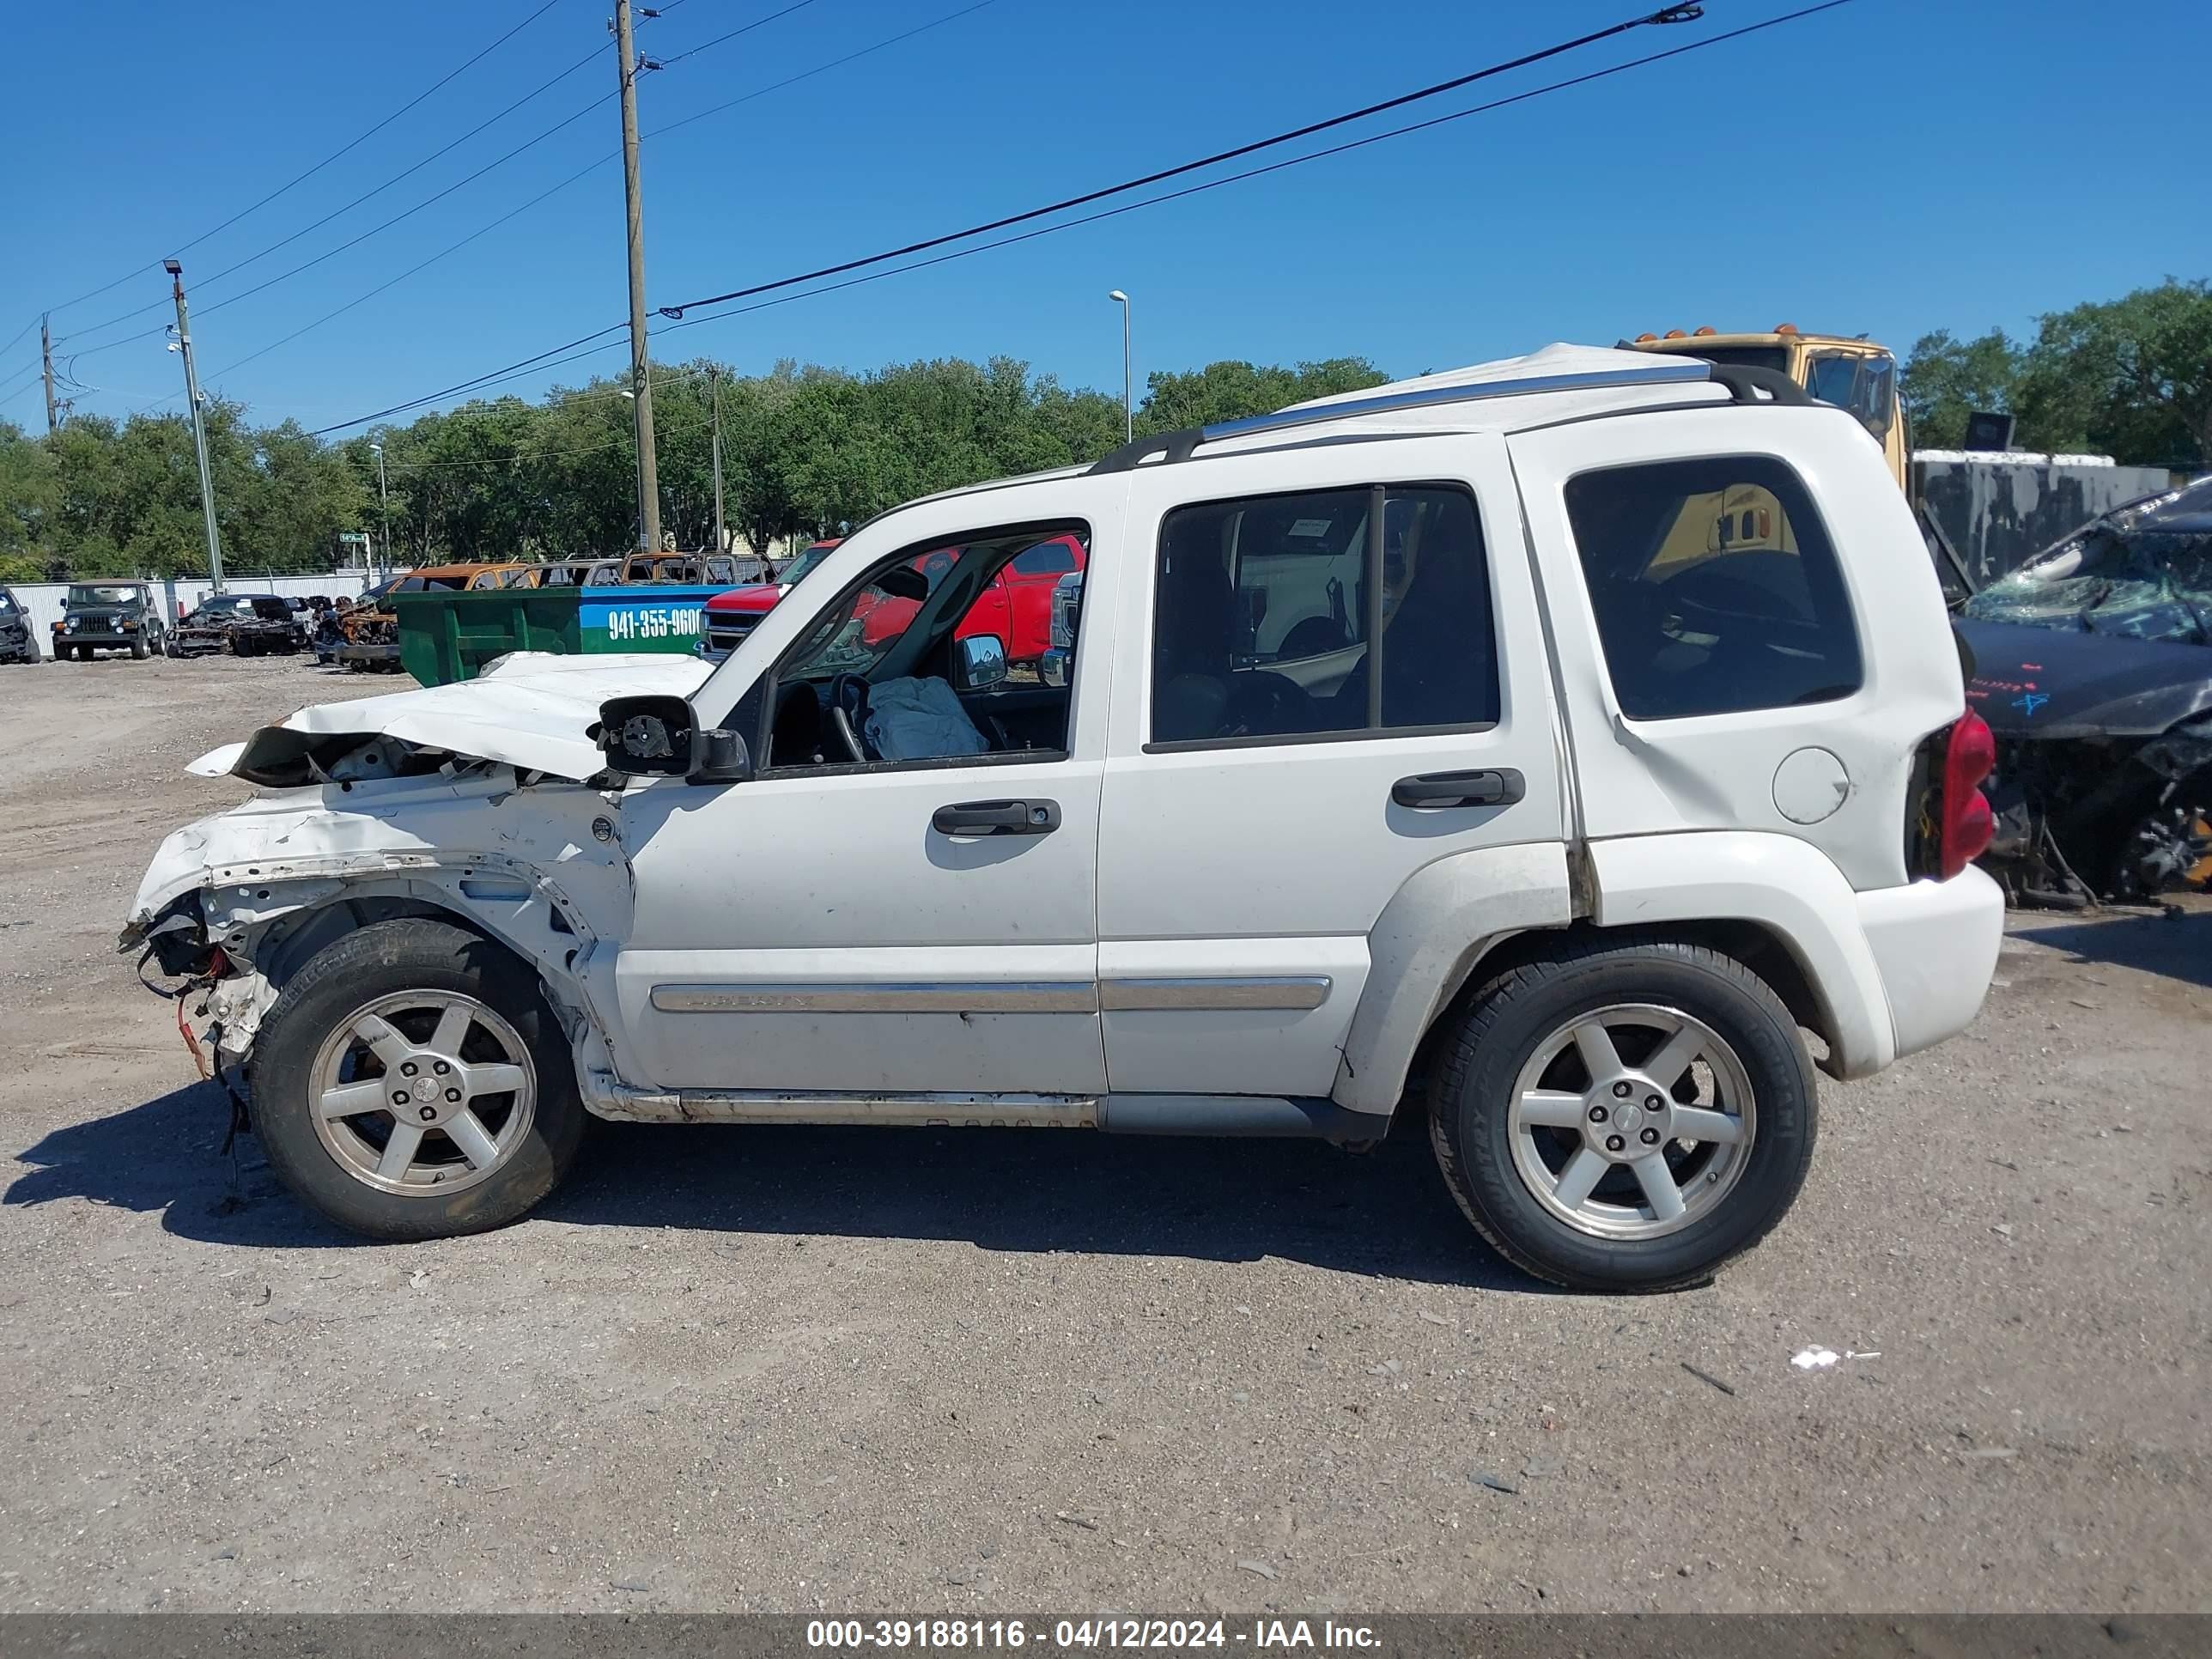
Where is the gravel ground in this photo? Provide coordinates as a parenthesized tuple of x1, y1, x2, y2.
(0, 653, 2206, 1614)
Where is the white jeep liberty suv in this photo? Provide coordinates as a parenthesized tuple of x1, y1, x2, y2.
(126, 344, 2004, 1291)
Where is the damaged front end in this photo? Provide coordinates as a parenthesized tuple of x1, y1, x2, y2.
(1958, 477, 2212, 906)
(122, 652, 708, 1084)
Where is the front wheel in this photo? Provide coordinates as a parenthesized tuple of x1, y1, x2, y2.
(1429, 938, 1817, 1293)
(129, 633, 149, 659)
(250, 919, 586, 1240)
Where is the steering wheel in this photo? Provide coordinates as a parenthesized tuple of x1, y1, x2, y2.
(828, 672, 873, 762)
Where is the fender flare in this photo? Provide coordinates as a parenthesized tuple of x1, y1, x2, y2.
(1330, 842, 1575, 1116)
(1588, 831, 1894, 1079)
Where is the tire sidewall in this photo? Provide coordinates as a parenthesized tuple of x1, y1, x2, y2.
(1440, 948, 1816, 1291)
(251, 921, 585, 1240)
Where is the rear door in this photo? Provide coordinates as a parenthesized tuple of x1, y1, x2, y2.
(1093, 431, 1564, 1097)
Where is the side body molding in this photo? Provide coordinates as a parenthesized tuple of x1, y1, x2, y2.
(1331, 842, 1574, 1117)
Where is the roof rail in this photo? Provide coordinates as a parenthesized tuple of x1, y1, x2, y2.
(1085, 360, 1717, 476)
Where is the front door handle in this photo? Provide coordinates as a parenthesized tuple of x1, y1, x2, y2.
(1391, 769, 1525, 810)
(932, 799, 1061, 836)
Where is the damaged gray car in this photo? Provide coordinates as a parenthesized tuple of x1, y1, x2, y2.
(1956, 477, 2212, 903)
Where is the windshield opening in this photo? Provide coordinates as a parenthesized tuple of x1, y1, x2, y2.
(1964, 526, 2212, 643)
(67, 585, 140, 605)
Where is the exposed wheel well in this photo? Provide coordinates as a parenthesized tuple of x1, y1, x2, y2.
(1407, 919, 1840, 1106)
(262, 895, 502, 992)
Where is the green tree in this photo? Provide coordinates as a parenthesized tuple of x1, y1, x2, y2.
(1900, 328, 2023, 449)
(2013, 278, 2212, 465)
(1137, 357, 1388, 433)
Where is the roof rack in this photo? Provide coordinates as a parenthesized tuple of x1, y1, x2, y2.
(1085, 360, 1808, 476)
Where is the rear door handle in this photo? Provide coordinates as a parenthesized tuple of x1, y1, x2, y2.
(1391, 769, 1525, 810)
(932, 799, 1061, 836)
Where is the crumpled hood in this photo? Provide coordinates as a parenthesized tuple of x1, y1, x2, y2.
(211, 651, 713, 786)
(1959, 618, 2212, 738)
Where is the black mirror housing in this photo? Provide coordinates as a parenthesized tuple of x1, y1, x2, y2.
(595, 695, 752, 784)
(595, 695, 698, 776)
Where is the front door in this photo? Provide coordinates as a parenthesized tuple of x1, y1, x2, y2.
(1093, 431, 1564, 1098)
(606, 508, 1119, 1097)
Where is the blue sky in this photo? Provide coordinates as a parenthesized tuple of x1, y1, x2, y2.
(3, 0, 2207, 434)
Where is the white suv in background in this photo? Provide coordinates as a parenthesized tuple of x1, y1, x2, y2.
(127, 343, 2003, 1291)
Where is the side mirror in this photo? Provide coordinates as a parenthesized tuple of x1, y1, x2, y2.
(595, 695, 696, 776)
(596, 695, 757, 784)
(951, 633, 1007, 692)
(1039, 647, 1071, 689)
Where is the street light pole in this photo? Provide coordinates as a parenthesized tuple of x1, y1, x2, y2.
(709, 365, 726, 557)
(370, 441, 391, 582)
(164, 260, 226, 593)
(612, 0, 662, 554)
(1109, 289, 1133, 441)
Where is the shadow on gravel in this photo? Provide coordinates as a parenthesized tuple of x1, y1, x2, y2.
(2012, 908, 2212, 990)
(4, 1082, 1547, 1291)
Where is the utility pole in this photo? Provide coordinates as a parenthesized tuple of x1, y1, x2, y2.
(708, 365, 726, 556)
(163, 260, 226, 592)
(612, 0, 661, 554)
(40, 314, 60, 434)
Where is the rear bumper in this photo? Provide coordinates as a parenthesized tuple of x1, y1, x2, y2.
(337, 641, 402, 665)
(1854, 866, 2005, 1061)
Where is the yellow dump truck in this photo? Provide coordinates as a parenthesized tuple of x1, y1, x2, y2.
(1626, 325, 1907, 490)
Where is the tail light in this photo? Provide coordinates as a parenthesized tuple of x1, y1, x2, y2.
(1939, 711, 1996, 878)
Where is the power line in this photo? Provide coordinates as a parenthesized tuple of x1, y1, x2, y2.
(651, 3, 1707, 324)
(204, 1, 991, 388)
(57, 0, 841, 368)
(32, 1, 573, 334)
(664, 2, 1860, 342)
(178, 0, 572, 259)
(55, 43, 611, 352)
(657, 0, 820, 68)
(311, 1, 1853, 438)
(647, 0, 994, 143)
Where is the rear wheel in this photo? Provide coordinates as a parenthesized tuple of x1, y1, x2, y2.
(1429, 938, 1817, 1293)
(250, 919, 585, 1240)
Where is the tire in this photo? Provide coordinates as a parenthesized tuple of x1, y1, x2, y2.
(130, 634, 149, 659)
(1429, 936, 1817, 1293)
(72, 644, 91, 662)
(249, 918, 586, 1241)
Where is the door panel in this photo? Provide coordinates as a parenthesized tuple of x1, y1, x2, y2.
(1095, 432, 1563, 1099)
(615, 758, 1104, 1094)
(609, 485, 1127, 1097)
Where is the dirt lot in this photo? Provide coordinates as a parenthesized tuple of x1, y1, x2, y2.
(0, 653, 2206, 1614)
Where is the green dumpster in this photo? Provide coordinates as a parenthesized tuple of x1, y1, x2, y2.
(392, 585, 720, 687)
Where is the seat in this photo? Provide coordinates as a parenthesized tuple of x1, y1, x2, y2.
(1151, 514, 1238, 742)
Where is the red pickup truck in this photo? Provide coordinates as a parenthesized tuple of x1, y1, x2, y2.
(698, 534, 1085, 664)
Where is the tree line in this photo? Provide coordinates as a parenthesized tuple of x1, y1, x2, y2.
(1899, 277, 2211, 462)
(3, 274, 2204, 584)
(0, 356, 1386, 582)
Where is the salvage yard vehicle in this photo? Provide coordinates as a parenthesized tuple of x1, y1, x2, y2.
(125, 344, 2003, 1291)
(168, 592, 310, 658)
(698, 539, 840, 659)
(337, 562, 538, 670)
(53, 580, 166, 660)
(1960, 476, 2212, 902)
(0, 584, 39, 664)
(1626, 326, 1906, 490)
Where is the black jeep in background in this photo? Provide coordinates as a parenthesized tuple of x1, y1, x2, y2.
(0, 585, 38, 664)
(53, 582, 166, 661)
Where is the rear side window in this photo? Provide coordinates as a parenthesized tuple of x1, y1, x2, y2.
(1563, 455, 1861, 720)
(1150, 483, 1498, 747)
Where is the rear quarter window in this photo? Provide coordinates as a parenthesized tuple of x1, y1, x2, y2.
(1564, 454, 1862, 720)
